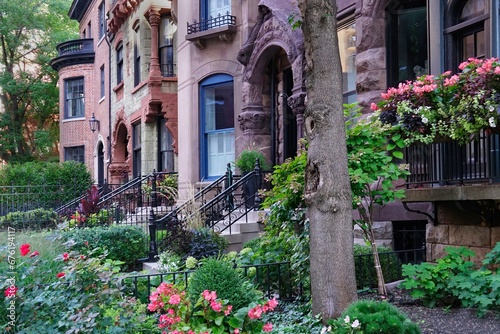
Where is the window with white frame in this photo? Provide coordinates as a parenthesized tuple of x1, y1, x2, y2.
(160, 15, 177, 77)
(116, 43, 123, 84)
(98, 2, 105, 39)
(64, 77, 84, 119)
(65, 146, 85, 163)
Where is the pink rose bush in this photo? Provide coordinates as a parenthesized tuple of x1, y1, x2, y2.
(148, 283, 278, 333)
(372, 57, 500, 145)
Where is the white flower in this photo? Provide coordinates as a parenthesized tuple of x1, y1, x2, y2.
(421, 117, 428, 124)
(351, 319, 360, 328)
(489, 105, 495, 112)
(320, 326, 331, 334)
(344, 315, 350, 324)
(489, 117, 496, 128)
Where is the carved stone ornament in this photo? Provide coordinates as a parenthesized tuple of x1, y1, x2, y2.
(287, 92, 306, 115)
(238, 111, 270, 133)
(237, 5, 272, 66)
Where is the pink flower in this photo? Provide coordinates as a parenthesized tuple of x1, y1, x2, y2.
(29, 251, 39, 258)
(168, 294, 181, 305)
(263, 323, 273, 332)
(370, 103, 378, 111)
(4, 286, 18, 298)
(202, 290, 217, 301)
(210, 300, 222, 312)
(233, 329, 240, 334)
(57, 272, 66, 278)
(248, 305, 263, 319)
(20, 244, 31, 256)
(224, 305, 233, 315)
(62, 253, 69, 261)
(266, 298, 278, 311)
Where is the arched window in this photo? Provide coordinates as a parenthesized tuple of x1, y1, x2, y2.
(444, 0, 490, 71)
(200, 74, 234, 180)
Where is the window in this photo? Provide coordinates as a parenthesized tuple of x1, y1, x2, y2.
(200, 74, 234, 179)
(160, 15, 177, 77)
(134, 25, 141, 86)
(98, 2, 105, 39)
(386, 0, 427, 87)
(132, 123, 141, 178)
(116, 43, 123, 84)
(159, 118, 175, 172)
(87, 21, 92, 38)
(444, 0, 489, 71)
(64, 77, 84, 119)
(100, 65, 105, 98)
(65, 146, 85, 163)
(202, 0, 231, 20)
(338, 21, 357, 104)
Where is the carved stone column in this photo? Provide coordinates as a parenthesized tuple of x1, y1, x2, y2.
(148, 8, 162, 78)
(287, 92, 306, 140)
(237, 104, 271, 155)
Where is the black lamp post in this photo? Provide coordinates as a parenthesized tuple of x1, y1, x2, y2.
(89, 113, 99, 132)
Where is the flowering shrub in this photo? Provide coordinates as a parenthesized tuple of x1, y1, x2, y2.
(148, 282, 278, 333)
(1, 243, 159, 333)
(373, 57, 500, 145)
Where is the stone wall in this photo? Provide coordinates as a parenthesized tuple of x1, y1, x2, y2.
(426, 202, 500, 264)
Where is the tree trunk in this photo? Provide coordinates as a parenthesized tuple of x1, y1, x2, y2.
(298, 0, 357, 320)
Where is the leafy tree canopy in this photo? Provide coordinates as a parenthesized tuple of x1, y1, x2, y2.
(0, 0, 78, 162)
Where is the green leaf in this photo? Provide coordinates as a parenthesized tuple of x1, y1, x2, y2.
(392, 151, 403, 159)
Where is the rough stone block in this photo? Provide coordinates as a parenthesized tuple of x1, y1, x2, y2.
(426, 225, 449, 244)
(491, 227, 500, 247)
(428, 243, 447, 262)
(449, 225, 490, 247)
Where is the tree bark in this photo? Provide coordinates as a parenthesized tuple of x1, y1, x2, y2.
(298, 0, 358, 320)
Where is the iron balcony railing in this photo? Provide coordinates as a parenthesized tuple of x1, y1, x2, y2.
(187, 13, 236, 34)
(405, 132, 500, 188)
(50, 38, 95, 71)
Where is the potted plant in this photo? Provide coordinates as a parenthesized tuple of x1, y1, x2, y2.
(235, 149, 270, 174)
(372, 57, 500, 145)
(235, 150, 270, 209)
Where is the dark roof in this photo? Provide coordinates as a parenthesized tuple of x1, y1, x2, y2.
(68, 0, 92, 22)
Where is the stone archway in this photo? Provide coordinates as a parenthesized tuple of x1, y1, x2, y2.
(237, 2, 306, 165)
(109, 112, 131, 184)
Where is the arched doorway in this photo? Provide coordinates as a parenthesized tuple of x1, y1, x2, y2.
(97, 141, 105, 186)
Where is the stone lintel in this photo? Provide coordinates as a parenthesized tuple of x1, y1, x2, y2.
(403, 184, 500, 202)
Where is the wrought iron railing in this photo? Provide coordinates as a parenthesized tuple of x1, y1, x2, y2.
(405, 132, 500, 187)
(124, 261, 296, 304)
(354, 247, 426, 291)
(55, 38, 94, 56)
(187, 13, 236, 34)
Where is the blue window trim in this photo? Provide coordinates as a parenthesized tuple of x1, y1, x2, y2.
(199, 74, 233, 180)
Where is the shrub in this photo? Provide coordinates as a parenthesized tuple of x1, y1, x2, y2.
(235, 149, 271, 174)
(183, 227, 228, 260)
(400, 246, 475, 308)
(187, 258, 261, 310)
(328, 300, 421, 334)
(0, 208, 58, 230)
(61, 225, 148, 270)
(0, 243, 158, 333)
(353, 244, 402, 290)
(0, 161, 92, 209)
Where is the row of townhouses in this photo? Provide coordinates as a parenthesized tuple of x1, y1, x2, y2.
(50, 0, 500, 261)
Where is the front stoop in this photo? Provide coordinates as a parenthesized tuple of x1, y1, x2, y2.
(142, 210, 267, 271)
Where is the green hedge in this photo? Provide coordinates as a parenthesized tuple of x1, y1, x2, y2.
(0, 208, 58, 230)
(61, 225, 148, 270)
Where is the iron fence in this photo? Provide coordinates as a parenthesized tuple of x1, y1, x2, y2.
(124, 261, 296, 304)
(405, 131, 500, 187)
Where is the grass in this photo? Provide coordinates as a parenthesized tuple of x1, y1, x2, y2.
(0, 229, 66, 285)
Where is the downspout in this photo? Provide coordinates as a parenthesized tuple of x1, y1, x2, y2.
(104, 0, 112, 183)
